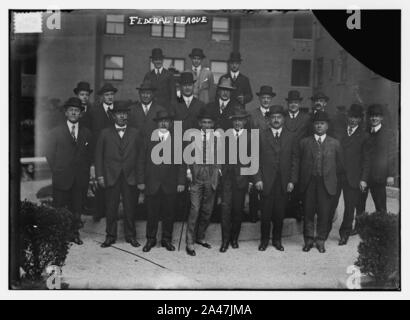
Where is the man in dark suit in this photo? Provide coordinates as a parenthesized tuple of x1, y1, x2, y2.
(143, 48, 176, 111)
(88, 83, 117, 222)
(248, 86, 276, 223)
(206, 77, 238, 131)
(74, 81, 93, 130)
(219, 108, 251, 253)
(94, 102, 144, 248)
(46, 97, 93, 245)
(219, 52, 253, 107)
(254, 105, 298, 251)
(138, 110, 186, 252)
(128, 80, 166, 138)
(284, 90, 311, 221)
(328, 104, 370, 245)
(295, 111, 344, 253)
(308, 92, 335, 137)
(357, 104, 398, 214)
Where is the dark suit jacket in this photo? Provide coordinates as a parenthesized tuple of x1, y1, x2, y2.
(79, 102, 93, 129)
(284, 111, 311, 142)
(249, 107, 269, 131)
(89, 102, 115, 153)
(171, 96, 205, 132)
(138, 132, 186, 196)
(45, 123, 92, 191)
(365, 125, 398, 184)
(219, 73, 253, 105)
(295, 135, 343, 196)
(94, 126, 144, 187)
(143, 69, 176, 110)
(206, 99, 238, 131)
(128, 101, 165, 138)
(334, 126, 370, 188)
(254, 127, 298, 196)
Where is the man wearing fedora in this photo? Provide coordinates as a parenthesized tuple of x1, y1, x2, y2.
(138, 110, 186, 252)
(254, 105, 298, 252)
(73, 81, 93, 129)
(295, 111, 343, 253)
(219, 107, 252, 253)
(328, 104, 370, 245)
(143, 48, 176, 110)
(46, 97, 93, 245)
(95, 102, 144, 248)
(219, 52, 253, 107)
(357, 104, 398, 214)
(189, 48, 215, 104)
(248, 85, 277, 223)
(206, 77, 237, 131)
(89, 83, 118, 222)
(284, 90, 310, 221)
(128, 79, 166, 138)
(172, 72, 205, 132)
(185, 107, 222, 256)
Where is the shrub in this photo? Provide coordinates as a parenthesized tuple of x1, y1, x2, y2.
(20, 200, 77, 281)
(355, 211, 400, 288)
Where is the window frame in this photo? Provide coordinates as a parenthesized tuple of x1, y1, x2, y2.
(103, 55, 125, 81)
(150, 23, 186, 39)
(105, 14, 125, 35)
(290, 59, 311, 88)
(211, 16, 231, 42)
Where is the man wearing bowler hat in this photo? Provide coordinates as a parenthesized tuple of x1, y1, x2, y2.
(189, 48, 215, 104)
(89, 83, 118, 222)
(328, 104, 370, 245)
(357, 104, 398, 215)
(254, 105, 298, 252)
(46, 97, 93, 245)
(295, 111, 343, 253)
(138, 110, 186, 252)
(185, 107, 222, 256)
(128, 79, 165, 138)
(95, 101, 144, 248)
(219, 107, 251, 253)
(219, 52, 253, 107)
(309, 92, 335, 136)
(73, 81, 93, 129)
(143, 48, 176, 110)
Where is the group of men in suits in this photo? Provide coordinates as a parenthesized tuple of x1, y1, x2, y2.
(45, 46, 398, 256)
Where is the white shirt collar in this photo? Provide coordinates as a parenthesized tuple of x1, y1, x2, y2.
(234, 128, 244, 136)
(201, 130, 211, 140)
(260, 107, 269, 115)
(271, 127, 283, 136)
(142, 101, 152, 110)
(219, 99, 230, 108)
(289, 111, 300, 118)
(230, 71, 240, 79)
(115, 124, 127, 130)
(67, 121, 78, 133)
(183, 95, 193, 106)
(103, 103, 113, 112)
(372, 123, 382, 133)
(158, 130, 170, 140)
(314, 134, 326, 142)
(347, 125, 359, 135)
(155, 67, 163, 75)
(193, 65, 201, 73)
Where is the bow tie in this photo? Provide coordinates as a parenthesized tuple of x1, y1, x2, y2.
(116, 127, 126, 133)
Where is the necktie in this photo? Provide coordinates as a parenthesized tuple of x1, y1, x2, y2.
(348, 127, 353, 136)
(143, 105, 148, 115)
(232, 74, 237, 81)
(220, 102, 225, 113)
(275, 132, 279, 139)
(194, 67, 198, 76)
(317, 137, 322, 145)
(71, 124, 77, 142)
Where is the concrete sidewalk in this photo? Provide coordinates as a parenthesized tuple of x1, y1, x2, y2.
(60, 192, 399, 290)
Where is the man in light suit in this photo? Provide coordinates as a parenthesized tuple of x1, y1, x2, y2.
(143, 48, 176, 111)
(254, 105, 298, 251)
(138, 110, 186, 252)
(185, 107, 222, 256)
(219, 52, 253, 108)
(95, 102, 144, 248)
(189, 48, 215, 104)
(295, 111, 344, 253)
(46, 97, 93, 245)
(128, 79, 166, 138)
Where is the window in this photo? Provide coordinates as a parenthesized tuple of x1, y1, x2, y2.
(106, 14, 125, 34)
(211, 61, 228, 83)
(212, 17, 230, 41)
(104, 56, 124, 81)
(151, 23, 185, 38)
(291, 59, 311, 87)
(315, 57, 324, 87)
(337, 50, 348, 83)
(293, 13, 313, 39)
(150, 58, 185, 72)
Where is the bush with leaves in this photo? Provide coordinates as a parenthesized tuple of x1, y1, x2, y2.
(355, 211, 400, 288)
(20, 200, 77, 281)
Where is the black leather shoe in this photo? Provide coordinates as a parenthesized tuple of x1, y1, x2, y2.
(143, 240, 156, 252)
(161, 240, 175, 251)
(186, 247, 196, 256)
(101, 238, 115, 248)
(303, 243, 313, 252)
(316, 243, 326, 253)
(231, 240, 239, 249)
(258, 242, 268, 251)
(72, 236, 83, 245)
(220, 242, 229, 253)
(338, 237, 349, 246)
(126, 238, 141, 248)
(272, 241, 284, 251)
(195, 241, 212, 249)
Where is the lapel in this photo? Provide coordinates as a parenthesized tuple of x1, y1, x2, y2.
(146, 102, 156, 119)
(64, 122, 77, 147)
(121, 126, 131, 150)
(110, 126, 122, 148)
(265, 128, 277, 151)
